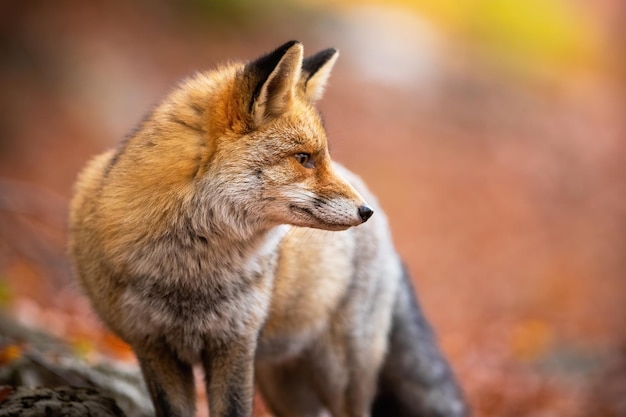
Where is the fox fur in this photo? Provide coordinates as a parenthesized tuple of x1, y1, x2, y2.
(69, 41, 467, 417)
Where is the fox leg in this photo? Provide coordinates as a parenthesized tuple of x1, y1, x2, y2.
(344, 345, 386, 417)
(202, 338, 257, 417)
(256, 359, 328, 417)
(135, 341, 196, 417)
(306, 328, 387, 417)
(309, 276, 395, 417)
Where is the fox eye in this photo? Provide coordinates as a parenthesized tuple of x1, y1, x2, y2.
(294, 153, 314, 168)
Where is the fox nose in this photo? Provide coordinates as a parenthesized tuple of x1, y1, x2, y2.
(358, 204, 374, 222)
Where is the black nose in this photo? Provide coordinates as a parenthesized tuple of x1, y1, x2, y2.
(358, 204, 374, 222)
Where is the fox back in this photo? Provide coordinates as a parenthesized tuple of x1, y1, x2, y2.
(69, 41, 467, 417)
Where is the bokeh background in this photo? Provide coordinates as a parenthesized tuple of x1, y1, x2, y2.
(1, 1, 625, 416)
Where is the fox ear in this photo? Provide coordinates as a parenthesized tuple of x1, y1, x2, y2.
(245, 40, 303, 125)
(301, 48, 338, 102)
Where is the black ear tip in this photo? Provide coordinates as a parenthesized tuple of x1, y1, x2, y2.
(282, 40, 302, 49)
(302, 47, 339, 75)
(314, 48, 339, 61)
(264, 40, 302, 60)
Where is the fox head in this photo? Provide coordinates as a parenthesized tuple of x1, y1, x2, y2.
(167, 41, 373, 234)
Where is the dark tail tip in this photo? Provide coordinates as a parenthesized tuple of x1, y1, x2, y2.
(372, 263, 470, 417)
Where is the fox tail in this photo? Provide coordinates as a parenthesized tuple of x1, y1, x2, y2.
(372, 265, 470, 417)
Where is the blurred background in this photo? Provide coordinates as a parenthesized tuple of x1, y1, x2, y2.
(0, 1, 624, 416)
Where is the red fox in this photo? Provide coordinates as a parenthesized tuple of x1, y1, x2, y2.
(69, 41, 467, 417)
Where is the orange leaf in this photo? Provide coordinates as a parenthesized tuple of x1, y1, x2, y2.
(0, 344, 22, 366)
